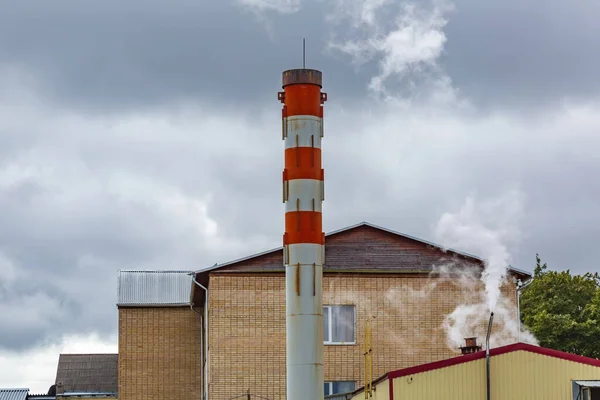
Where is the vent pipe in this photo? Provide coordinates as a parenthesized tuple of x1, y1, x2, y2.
(486, 312, 494, 400)
(279, 68, 327, 400)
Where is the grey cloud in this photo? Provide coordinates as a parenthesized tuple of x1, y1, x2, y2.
(442, 0, 600, 109)
(1, 0, 600, 358)
(1, 72, 600, 353)
(3, 0, 598, 113)
(0, 0, 361, 114)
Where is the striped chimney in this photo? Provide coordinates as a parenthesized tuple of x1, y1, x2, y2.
(279, 68, 327, 400)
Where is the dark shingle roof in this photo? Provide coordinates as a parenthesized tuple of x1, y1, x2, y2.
(198, 222, 531, 279)
(55, 354, 118, 394)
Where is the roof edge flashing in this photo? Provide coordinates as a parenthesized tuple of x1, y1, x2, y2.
(117, 302, 190, 307)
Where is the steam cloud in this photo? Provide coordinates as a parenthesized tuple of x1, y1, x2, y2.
(433, 191, 538, 350)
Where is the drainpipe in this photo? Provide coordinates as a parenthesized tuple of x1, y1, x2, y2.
(486, 312, 494, 400)
(191, 274, 209, 400)
(516, 278, 533, 342)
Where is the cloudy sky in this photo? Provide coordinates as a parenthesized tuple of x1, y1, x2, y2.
(1, 0, 599, 392)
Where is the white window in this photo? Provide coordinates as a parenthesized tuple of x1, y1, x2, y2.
(323, 305, 355, 344)
(324, 381, 356, 396)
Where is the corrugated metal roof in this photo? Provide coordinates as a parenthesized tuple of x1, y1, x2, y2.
(117, 270, 192, 306)
(0, 389, 28, 400)
(575, 380, 600, 387)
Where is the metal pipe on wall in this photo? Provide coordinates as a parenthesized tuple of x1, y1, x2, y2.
(279, 68, 327, 400)
(516, 278, 533, 342)
(486, 312, 494, 400)
(192, 276, 209, 400)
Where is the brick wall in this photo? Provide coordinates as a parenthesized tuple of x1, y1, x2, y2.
(118, 307, 202, 400)
(208, 273, 517, 400)
(57, 397, 117, 400)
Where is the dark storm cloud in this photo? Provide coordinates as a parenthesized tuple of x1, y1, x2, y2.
(442, 0, 600, 109)
(0, 0, 364, 114)
(3, 0, 597, 114)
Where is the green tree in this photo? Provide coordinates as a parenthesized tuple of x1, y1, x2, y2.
(520, 254, 600, 358)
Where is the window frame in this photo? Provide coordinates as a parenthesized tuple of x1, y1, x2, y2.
(324, 381, 357, 396)
(323, 304, 356, 345)
(582, 387, 590, 400)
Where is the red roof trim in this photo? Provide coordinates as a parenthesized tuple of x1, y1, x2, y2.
(387, 343, 600, 379)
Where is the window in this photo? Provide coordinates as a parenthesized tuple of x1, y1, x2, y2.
(324, 381, 356, 396)
(323, 305, 355, 344)
(574, 381, 600, 400)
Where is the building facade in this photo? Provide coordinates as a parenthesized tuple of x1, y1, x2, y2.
(117, 222, 529, 400)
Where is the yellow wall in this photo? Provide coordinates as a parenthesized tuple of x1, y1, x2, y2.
(389, 349, 600, 400)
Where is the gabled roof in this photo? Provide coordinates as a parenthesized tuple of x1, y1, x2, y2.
(0, 389, 28, 400)
(55, 354, 118, 395)
(194, 221, 530, 278)
(386, 343, 600, 380)
(346, 343, 600, 399)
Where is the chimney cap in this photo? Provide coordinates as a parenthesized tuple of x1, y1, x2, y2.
(282, 69, 322, 88)
(460, 337, 482, 355)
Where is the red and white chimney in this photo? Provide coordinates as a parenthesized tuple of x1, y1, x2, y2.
(279, 68, 327, 400)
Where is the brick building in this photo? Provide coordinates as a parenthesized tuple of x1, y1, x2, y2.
(116, 222, 530, 400)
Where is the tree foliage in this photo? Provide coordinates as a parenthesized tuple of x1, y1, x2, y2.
(520, 254, 600, 359)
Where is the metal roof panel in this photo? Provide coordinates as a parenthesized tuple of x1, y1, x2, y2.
(0, 389, 28, 400)
(117, 270, 192, 306)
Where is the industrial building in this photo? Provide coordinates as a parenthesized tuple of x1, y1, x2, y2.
(117, 222, 529, 400)
(339, 342, 600, 400)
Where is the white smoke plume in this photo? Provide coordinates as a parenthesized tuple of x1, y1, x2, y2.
(434, 192, 522, 311)
(237, 0, 301, 14)
(326, 0, 457, 104)
(433, 190, 538, 350)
